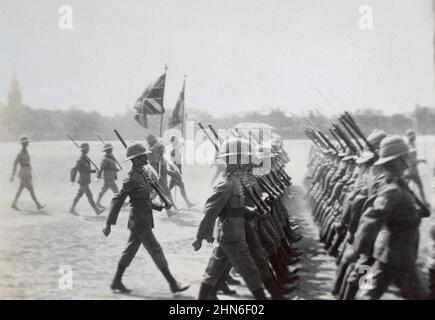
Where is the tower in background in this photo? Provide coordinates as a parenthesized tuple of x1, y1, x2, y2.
(8, 74, 23, 108)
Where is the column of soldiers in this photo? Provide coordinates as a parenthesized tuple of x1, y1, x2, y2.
(193, 128, 303, 300)
(304, 113, 434, 300)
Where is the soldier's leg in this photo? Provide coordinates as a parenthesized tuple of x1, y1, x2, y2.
(97, 183, 109, 206)
(200, 246, 231, 299)
(394, 265, 425, 300)
(135, 228, 189, 293)
(111, 231, 141, 292)
(70, 185, 85, 213)
(25, 179, 44, 209)
(83, 184, 103, 214)
(246, 223, 290, 299)
(118, 231, 142, 268)
(110, 181, 119, 194)
(220, 241, 265, 299)
(176, 178, 195, 207)
(357, 260, 391, 300)
(12, 183, 25, 208)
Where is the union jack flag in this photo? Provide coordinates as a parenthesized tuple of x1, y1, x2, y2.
(134, 72, 166, 128)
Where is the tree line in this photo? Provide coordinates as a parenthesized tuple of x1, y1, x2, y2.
(0, 103, 432, 142)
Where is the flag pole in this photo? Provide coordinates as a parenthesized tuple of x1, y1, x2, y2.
(181, 75, 186, 139)
(159, 64, 168, 137)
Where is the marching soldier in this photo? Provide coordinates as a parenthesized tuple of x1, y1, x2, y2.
(354, 135, 426, 299)
(102, 143, 189, 294)
(147, 134, 176, 213)
(193, 138, 267, 300)
(165, 136, 196, 209)
(69, 143, 104, 215)
(10, 135, 45, 210)
(96, 143, 120, 208)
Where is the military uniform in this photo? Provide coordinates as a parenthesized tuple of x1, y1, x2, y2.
(70, 148, 102, 215)
(107, 167, 169, 270)
(11, 137, 44, 210)
(105, 142, 188, 294)
(97, 153, 120, 206)
(353, 136, 426, 300)
(197, 172, 263, 295)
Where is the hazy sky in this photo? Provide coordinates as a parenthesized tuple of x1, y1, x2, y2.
(0, 0, 433, 116)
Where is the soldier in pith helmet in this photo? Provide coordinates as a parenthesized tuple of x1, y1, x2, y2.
(10, 135, 45, 210)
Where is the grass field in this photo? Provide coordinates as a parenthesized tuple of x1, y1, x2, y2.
(0, 138, 434, 299)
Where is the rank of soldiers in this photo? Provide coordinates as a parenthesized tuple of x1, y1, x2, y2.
(303, 112, 435, 300)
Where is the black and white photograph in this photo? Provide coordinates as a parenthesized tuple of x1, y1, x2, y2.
(0, 0, 434, 304)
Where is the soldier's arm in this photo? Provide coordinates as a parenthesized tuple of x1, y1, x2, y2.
(196, 178, 233, 243)
(106, 178, 134, 226)
(353, 186, 400, 256)
(70, 160, 80, 182)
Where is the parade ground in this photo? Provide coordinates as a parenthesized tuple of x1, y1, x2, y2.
(0, 139, 434, 300)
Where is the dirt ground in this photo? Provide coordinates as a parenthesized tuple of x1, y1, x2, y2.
(0, 139, 434, 300)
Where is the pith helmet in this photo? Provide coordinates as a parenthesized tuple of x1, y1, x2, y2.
(367, 129, 387, 150)
(356, 129, 387, 164)
(125, 143, 151, 161)
(374, 135, 409, 165)
(216, 137, 252, 163)
(80, 143, 90, 151)
(19, 135, 30, 143)
(102, 143, 113, 152)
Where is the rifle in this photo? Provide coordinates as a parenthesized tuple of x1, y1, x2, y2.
(317, 130, 338, 153)
(96, 134, 123, 170)
(198, 122, 219, 152)
(66, 133, 99, 170)
(338, 116, 364, 151)
(332, 124, 358, 154)
(208, 125, 224, 144)
(329, 128, 346, 152)
(342, 112, 378, 156)
(342, 114, 431, 217)
(113, 129, 173, 209)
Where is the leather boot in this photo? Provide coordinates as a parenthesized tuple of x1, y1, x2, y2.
(198, 282, 215, 300)
(111, 264, 132, 293)
(218, 280, 237, 296)
(161, 268, 190, 293)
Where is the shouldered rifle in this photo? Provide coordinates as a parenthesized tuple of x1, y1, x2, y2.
(208, 125, 224, 144)
(198, 123, 220, 152)
(329, 128, 346, 152)
(338, 116, 364, 151)
(66, 133, 99, 170)
(342, 112, 378, 156)
(317, 131, 338, 154)
(342, 114, 430, 218)
(113, 129, 173, 209)
(96, 134, 123, 170)
(332, 124, 358, 154)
